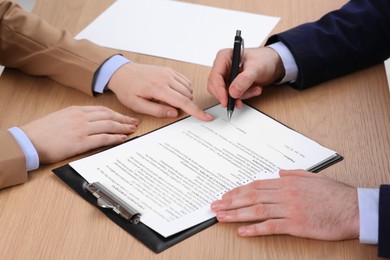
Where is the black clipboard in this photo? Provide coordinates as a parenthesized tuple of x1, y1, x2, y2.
(52, 164, 217, 253)
(52, 104, 343, 253)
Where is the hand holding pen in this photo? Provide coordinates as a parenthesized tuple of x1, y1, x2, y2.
(207, 36, 284, 114)
(227, 30, 244, 121)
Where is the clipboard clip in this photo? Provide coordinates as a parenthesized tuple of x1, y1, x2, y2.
(85, 182, 141, 224)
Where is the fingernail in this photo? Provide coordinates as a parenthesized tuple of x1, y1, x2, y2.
(204, 112, 213, 121)
(167, 110, 178, 117)
(238, 226, 247, 236)
(217, 211, 226, 220)
(210, 201, 220, 211)
(130, 118, 139, 125)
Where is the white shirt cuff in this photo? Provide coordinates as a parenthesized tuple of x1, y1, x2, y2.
(357, 188, 379, 244)
(267, 42, 298, 84)
(94, 55, 131, 93)
(7, 127, 39, 171)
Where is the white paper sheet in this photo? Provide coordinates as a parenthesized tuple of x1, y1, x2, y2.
(385, 58, 390, 92)
(76, 0, 280, 66)
(70, 104, 337, 238)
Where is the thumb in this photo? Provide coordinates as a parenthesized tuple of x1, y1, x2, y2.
(228, 73, 254, 99)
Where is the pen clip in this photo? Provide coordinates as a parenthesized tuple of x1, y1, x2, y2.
(239, 38, 244, 67)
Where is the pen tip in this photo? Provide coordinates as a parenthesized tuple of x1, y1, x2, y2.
(227, 110, 233, 121)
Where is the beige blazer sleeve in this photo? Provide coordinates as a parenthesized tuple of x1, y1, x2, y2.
(0, 0, 120, 189)
(0, 0, 118, 95)
(0, 130, 28, 189)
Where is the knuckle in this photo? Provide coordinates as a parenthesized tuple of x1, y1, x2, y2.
(98, 134, 112, 145)
(216, 48, 230, 57)
(119, 123, 129, 133)
(224, 197, 234, 208)
(106, 120, 117, 129)
(230, 209, 239, 218)
(206, 81, 213, 91)
(239, 73, 254, 86)
(245, 190, 258, 204)
(161, 68, 175, 78)
(251, 180, 263, 189)
(65, 106, 81, 116)
(282, 186, 300, 198)
(71, 111, 86, 121)
(264, 220, 279, 234)
(254, 204, 266, 217)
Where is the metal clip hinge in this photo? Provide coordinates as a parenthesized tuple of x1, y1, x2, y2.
(85, 182, 141, 224)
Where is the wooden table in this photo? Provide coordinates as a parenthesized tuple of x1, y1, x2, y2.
(1, 0, 389, 259)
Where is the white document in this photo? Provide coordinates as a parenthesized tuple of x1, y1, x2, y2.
(70, 104, 338, 238)
(76, 0, 280, 67)
(385, 58, 390, 92)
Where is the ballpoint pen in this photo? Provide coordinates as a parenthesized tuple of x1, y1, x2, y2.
(227, 30, 244, 121)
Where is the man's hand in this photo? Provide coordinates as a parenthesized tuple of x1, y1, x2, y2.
(211, 169, 359, 241)
(207, 47, 285, 109)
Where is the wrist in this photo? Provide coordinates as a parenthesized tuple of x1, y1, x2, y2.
(267, 47, 285, 83)
(266, 42, 298, 84)
(106, 62, 131, 94)
(94, 55, 131, 94)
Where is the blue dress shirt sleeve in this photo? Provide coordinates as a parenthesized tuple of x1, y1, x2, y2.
(93, 55, 131, 93)
(267, 42, 298, 84)
(7, 127, 39, 171)
(358, 188, 379, 244)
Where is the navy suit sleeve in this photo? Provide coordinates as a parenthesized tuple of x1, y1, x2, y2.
(378, 185, 390, 258)
(266, 0, 390, 89)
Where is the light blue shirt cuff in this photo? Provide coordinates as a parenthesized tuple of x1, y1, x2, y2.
(357, 188, 379, 244)
(94, 55, 131, 93)
(267, 42, 298, 84)
(7, 127, 39, 171)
